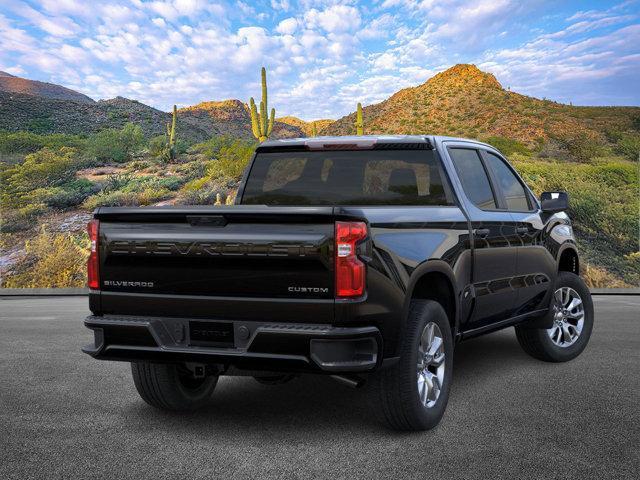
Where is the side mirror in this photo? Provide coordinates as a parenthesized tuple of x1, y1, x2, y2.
(540, 191, 569, 213)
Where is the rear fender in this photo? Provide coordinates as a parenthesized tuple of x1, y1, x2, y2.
(402, 260, 460, 336)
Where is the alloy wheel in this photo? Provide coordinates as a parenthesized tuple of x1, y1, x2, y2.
(417, 322, 446, 408)
(547, 287, 585, 348)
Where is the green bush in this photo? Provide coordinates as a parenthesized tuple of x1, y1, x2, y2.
(27, 117, 54, 134)
(88, 123, 144, 162)
(2, 227, 88, 288)
(0, 147, 81, 208)
(148, 135, 166, 157)
(554, 132, 603, 162)
(0, 131, 87, 154)
(30, 179, 99, 209)
(0, 203, 47, 232)
(483, 136, 531, 156)
(83, 187, 172, 209)
(615, 133, 640, 160)
(513, 159, 638, 254)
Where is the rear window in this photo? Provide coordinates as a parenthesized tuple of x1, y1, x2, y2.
(241, 150, 453, 206)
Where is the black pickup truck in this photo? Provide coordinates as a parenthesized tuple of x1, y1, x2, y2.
(83, 135, 594, 431)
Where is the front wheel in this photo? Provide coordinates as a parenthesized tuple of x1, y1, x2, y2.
(131, 362, 218, 411)
(369, 300, 453, 431)
(515, 271, 594, 362)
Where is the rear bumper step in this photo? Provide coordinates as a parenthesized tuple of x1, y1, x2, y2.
(82, 315, 382, 373)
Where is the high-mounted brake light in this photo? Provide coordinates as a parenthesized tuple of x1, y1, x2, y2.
(335, 221, 367, 297)
(87, 219, 99, 290)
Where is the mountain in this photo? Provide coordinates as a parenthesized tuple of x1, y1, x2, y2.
(322, 64, 639, 146)
(178, 100, 304, 140)
(0, 71, 94, 104)
(0, 91, 212, 142)
(276, 116, 334, 136)
(0, 72, 303, 142)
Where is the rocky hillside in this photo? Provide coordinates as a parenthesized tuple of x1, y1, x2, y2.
(0, 75, 304, 142)
(323, 64, 640, 146)
(0, 71, 94, 104)
(276, 116, 334, 136)
(0, 91, 210, 143)
(179, 100, 304, 140)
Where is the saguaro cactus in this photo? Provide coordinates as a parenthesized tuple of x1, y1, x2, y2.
(355, 102, 363, 135)
(311, 122, 317, 137)
(165, 104, 177, 161)
(249, 67, 275, 142)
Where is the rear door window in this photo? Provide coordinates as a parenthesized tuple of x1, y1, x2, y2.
(242, 149, 454, 206)
(448, 148, 497, 210)
(483, 152, 531, 211)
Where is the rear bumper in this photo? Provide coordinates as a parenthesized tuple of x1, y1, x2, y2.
(82, 315, 382, 373)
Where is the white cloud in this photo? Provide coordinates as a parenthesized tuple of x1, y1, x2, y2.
(9, 2, 80, 37)
(1, 65, 27, 76)
(358, 14, 396, 39)
(271, 0, 291, 11)
(304, 5, 361, 33)
(276, 17, 298, 35)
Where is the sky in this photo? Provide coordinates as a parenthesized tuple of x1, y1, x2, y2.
(0, 0, 638, 120)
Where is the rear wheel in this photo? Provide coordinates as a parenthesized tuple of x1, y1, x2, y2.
(131, 362, 218, 411)
(369, 300, 453, 431)
(515, 271, 594, 362)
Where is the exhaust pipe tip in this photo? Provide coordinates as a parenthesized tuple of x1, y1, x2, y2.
(330, 374, 365, 389)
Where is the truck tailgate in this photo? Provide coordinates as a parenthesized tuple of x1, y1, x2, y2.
(93, 206, 337, 320)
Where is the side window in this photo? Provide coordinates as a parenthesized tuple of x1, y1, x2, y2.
(448, 148, 497, 210)
(484, 152, 530, 211)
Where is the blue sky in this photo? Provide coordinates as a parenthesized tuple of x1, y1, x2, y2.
(0, 0, 638, 120)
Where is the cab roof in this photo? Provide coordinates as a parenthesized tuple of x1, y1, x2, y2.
(257, 135, 493, 151)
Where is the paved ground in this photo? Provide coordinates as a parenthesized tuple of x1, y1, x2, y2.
(1, 296, 638, 479)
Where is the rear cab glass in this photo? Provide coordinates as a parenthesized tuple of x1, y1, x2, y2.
(241, 149, 454, 206)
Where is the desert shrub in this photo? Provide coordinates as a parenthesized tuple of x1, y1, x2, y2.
(614, 133, 640, 160)
(193, 136, 255, 173)
(155, 176, 185, 191)
(174, 186, 221, 205)
(483, 136, 531, 156)
(0, 203, 47, 232)
(2, 227, 88, 288)
(30, 178, 98, 209)
(26, 117, 54, 134)
(88, 123, 144, 162)
(552, 132, 603, 162)
(148, 135, 167, 157)
(0, 131, 87, 155)
(103, 173, 134, 192)
(514, 159, 638, 254)
(83, 187, 171, 209)
(125, 160, 152, 171)
(215, 141, 254, 178)
(176, 174, 238, 205)
(148, 135, 189, 161)
(173, 160, 207, 181)
(581, 263, 629, 288)
(0, 147, 81, 208)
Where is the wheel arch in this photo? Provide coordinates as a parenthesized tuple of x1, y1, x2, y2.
(404, 260, 459, 337)
(557, 243, 579, 275)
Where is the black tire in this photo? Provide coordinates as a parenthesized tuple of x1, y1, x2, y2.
(369, 300, 453, 431)
(131, 362, 218, 411)
(253, 374, 297, 385)
(515, 271, 594, 363)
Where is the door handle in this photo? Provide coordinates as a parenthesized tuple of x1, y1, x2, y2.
(516, 227, 529, 235)
(474, 228, 490, 238)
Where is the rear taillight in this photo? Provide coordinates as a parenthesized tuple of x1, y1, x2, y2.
(335, 221, 367, 298)
(87, 219, 99, 290)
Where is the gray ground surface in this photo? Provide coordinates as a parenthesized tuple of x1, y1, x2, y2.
(1, 296, 638, 479)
